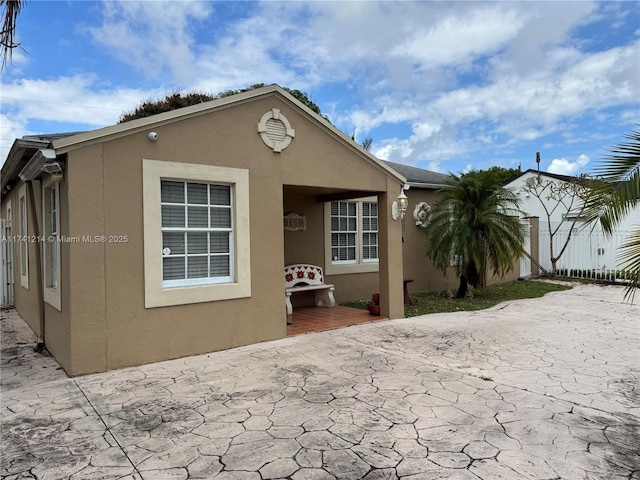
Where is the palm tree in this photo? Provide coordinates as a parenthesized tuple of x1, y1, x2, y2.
(1, 0, 26, 70)
(423, 170, 525, 298)
(583, 128, 640, 301)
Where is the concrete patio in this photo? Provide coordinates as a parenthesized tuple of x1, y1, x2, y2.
(1, 282, 639, 479)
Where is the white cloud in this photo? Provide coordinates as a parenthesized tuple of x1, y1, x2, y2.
(0, 114, 30, 165)
(86, 1, 211, 82)
(0, 75, 162, 163)
(392, 6, 525, 68)
(1, 0, 637, 175)
(548, 154, 590, 175)
(1, 75, 151, 126)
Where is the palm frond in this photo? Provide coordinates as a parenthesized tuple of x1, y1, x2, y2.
(1, 0, 26, 70)
(583, 128, 640, 233)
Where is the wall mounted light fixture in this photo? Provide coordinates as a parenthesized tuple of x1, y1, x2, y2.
(392, 188, 409, 221)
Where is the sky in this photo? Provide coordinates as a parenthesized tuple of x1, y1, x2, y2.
(1, 0, 639, 176)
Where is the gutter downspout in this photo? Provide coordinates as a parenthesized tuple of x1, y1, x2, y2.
(27, 180, 45, 351)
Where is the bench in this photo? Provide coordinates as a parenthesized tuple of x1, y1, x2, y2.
(285, 264, 336, 315)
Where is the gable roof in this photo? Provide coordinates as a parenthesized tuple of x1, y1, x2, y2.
(2, 85, 405, 195)
(383, 160, 451, 189)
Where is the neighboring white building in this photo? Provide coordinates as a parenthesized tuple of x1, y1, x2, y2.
(506, 169, 640, 275)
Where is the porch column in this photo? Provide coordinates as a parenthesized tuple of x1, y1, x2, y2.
(378, 189, 405, 319)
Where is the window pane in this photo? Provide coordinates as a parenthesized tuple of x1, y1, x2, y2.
(370, 217, 378, 230)
(187, 206, 208, 228)
(163, 232, 185, 255)
(187, 232, 208, 254)
(370, 203, 378, 216)
(348, 202, 357, 216)
(210, 256, 230, 277)
(187, 183, 208, 204)
(161, 181, 184, 203)
(162, 205, 185, 227)
(163, 257, 185, 280)
(331, 202, 339, 216)
(187, 256, 208, 279)
(210, 232, 230, 254)
(210, 185, 231, 205)
(210, 208, 231, 228)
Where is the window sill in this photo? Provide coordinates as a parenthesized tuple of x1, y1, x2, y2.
(325, 262, 379, 276)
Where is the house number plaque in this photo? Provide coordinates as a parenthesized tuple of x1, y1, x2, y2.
(284, 212, 306, 231)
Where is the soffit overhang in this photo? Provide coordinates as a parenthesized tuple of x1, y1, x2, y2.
(1, 138, 52, 195)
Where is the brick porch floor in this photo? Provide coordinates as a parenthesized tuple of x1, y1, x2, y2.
(286, 306, 387, 336)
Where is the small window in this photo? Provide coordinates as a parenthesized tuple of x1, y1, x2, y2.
(43, 179, 61, 310)
(44, 185, 59, 288)
(19, 184, 28, 289)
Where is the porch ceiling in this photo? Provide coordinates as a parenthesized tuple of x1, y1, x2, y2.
(283, 184, 381, 202)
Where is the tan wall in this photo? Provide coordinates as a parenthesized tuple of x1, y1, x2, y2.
(5, 182, 42, 337)
(401, 188, 459, 295)
(401, 188, 525, 295)
(1, 179, 72, 370)
(63, 94, 403, 374)
(44, 173, 72, 370)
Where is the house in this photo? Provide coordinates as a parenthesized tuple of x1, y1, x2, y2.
(0, 85, 409, 375)
(505, 169, 639, 274)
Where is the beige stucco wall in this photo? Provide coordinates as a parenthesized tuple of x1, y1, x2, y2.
(401, 188, 459, 295)
(60, 93, 404, 375)
(7, 182, 42, 335)
(1, 178, 72, 369)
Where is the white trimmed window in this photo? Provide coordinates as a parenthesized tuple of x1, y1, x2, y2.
(143, 159, 251, 308)
(325, 198, 379, 275)
(362, 202, 378, 262)
(19, 184, 28, 289)
(330, 201, 357, 263)
(161, 181, 233, 287)
(43, 179, 61, 310)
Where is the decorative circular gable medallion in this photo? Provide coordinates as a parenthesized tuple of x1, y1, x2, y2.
(257, 108, 295, 152)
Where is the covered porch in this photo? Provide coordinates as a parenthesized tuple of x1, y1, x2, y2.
(282, 183, 405, 321)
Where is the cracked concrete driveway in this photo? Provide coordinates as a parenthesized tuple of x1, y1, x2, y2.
(1, 282, 639, 479)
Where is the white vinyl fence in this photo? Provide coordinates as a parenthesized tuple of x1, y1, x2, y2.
(538, 221, 635, 281)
